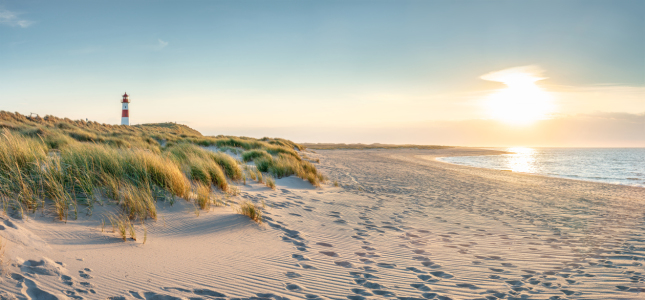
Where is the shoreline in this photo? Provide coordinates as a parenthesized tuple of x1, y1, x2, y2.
(431, 148, 645, 190)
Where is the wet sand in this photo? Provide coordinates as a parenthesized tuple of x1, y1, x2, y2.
(2, 148, 645, 299)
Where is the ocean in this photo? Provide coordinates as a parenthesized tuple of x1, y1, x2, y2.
(438, 147, 645, 187)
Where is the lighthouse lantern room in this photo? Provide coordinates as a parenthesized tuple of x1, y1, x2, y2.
(121, 92, 130, 125)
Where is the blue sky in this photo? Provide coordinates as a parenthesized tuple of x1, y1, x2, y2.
(1, 0, 643, 146)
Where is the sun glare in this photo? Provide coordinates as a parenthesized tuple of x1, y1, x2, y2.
(481, 66, 555, 125)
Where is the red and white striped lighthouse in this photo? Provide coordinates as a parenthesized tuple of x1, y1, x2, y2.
(121, 92, 130, 125)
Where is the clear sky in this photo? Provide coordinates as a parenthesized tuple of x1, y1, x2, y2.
(1, 0, 643, 146)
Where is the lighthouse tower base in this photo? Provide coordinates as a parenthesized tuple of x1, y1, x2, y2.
(121, 117, 129, 126)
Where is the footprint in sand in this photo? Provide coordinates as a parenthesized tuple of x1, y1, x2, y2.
(79, 270, 93, 279)
(320, 251, 339, 257)
(335, 261, 353, 268)
(316, 242, 333, 247)
(505, 280, 523, 286)
(292, 254, 310, 261)
(193, 288, 226, 297)
(286, 271, 302, 278)
(421, 261, 438, 268)
(411, 283, 432, 291)
(299, 263, 316, 269)
(351, 288, 373, 296)
(430, 271, 453, 279)
(417, 274, 440, 283)
(457, 283, 479, 290)
(357, 281, 382, 290)
(373, 290, 395, 296)
(376, 263, 396, 269)
(60, 275, 74, 286)
(285, 283, 302, 291)
(406, 267, 425, 273)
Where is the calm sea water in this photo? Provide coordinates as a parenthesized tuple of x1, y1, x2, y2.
(438, 148, 645, 187)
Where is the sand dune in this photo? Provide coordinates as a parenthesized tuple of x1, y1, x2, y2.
(1, 148, 645, 299)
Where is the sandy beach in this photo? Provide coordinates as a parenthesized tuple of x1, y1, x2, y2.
(2, 147, 645, 299)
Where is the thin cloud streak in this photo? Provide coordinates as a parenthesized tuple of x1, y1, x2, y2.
(480, 65, 547, 84)
(0, 8, 33, 28)
(155, 39, 168, 50)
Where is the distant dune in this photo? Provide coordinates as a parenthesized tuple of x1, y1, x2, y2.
(301, 142, 452, 150)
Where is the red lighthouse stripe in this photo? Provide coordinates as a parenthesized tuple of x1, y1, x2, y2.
(122, 110, 129, 117)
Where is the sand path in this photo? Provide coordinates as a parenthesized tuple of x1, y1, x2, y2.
(1, 148, 645, 299)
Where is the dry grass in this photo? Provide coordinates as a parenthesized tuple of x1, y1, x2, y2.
(193, 182, 212, 210)
(254, 153, 323, 186)
(265, 175, 276, 190)
(236, 201, 263, 223)
(0, 111, 322, 239)
(105, 213, 136, 241)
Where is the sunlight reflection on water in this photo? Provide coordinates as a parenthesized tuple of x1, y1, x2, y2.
(439, 148, 645, 187)
(505, 147, 537, 173)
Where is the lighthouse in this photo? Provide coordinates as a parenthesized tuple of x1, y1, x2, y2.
(121, 92, 130, 125)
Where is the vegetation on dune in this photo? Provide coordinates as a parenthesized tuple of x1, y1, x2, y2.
(236, 200, 264, 223)
(242, 149, 272, 162)
(0, 111, 322, 229)
(254, 153, 324, 186)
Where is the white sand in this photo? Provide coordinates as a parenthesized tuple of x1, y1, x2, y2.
(1, 148, 645, 299)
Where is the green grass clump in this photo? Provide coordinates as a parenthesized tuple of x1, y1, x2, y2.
(242, 149, 272, 162)
(210, 151, 242, 180)
(255, 153, 323, 186)
(166, 143, 228, 191)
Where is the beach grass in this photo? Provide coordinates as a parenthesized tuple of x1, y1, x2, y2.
(105, 213, 136, 241)
(237, 201, 263, 223)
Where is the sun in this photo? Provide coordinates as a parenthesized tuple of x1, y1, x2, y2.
(481, 66, 555, 125)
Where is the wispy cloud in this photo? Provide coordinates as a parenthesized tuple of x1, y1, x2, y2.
(154, 39, 169, 50)
(0, 8, 33, 28)
(480, 65, 547, 85)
